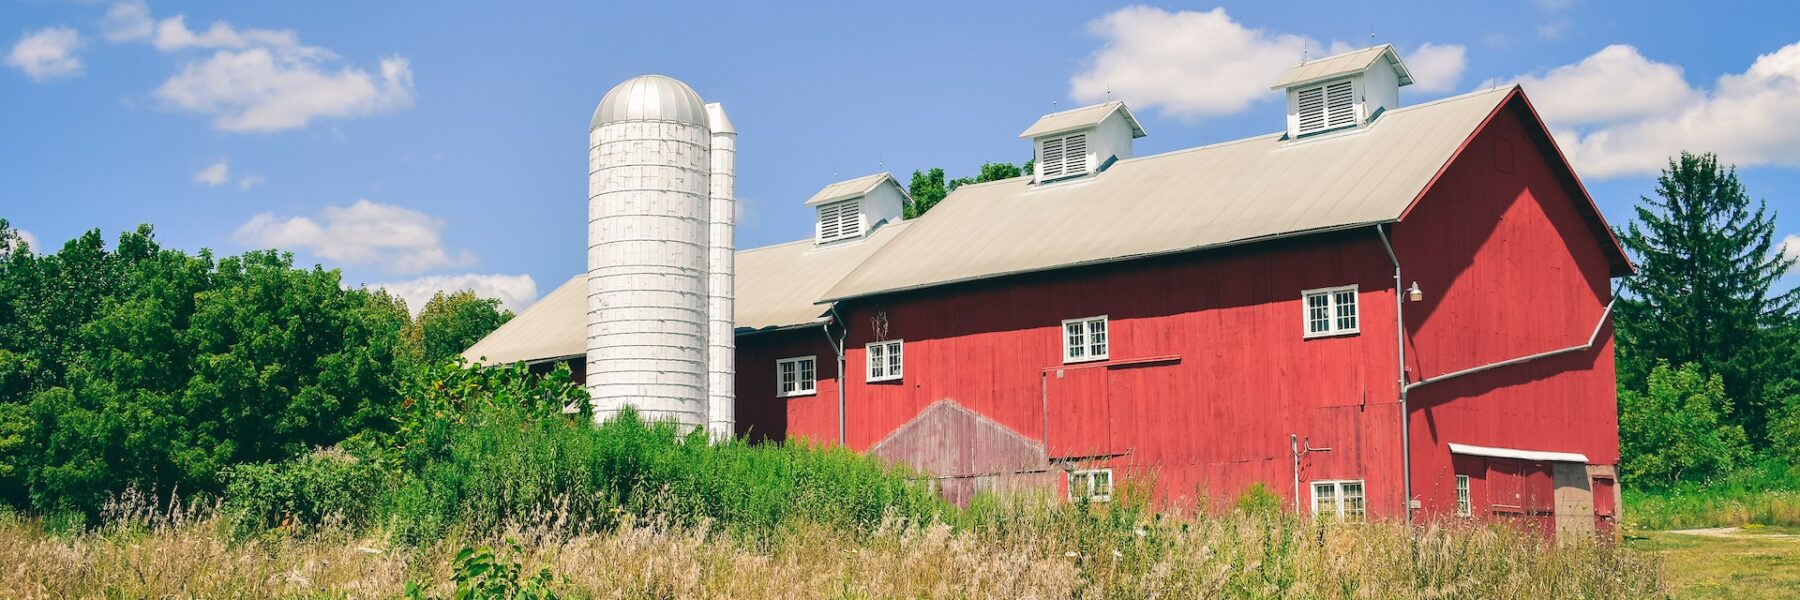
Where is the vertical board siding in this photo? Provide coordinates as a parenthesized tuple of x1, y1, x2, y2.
(1396, 100, 1621, 524)
(724, 95, 1618, 528)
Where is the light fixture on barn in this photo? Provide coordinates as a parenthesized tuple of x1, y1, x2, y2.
(1407, 281, 1424, 302)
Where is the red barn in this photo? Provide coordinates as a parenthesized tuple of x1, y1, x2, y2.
(466, 45, 1629, 539)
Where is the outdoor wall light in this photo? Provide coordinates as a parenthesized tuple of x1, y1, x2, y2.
(1408, 281, 1424, 302)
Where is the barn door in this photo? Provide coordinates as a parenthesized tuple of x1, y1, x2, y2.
(1592, 476, 1617, 539)
(1045, 367, 1110, 458)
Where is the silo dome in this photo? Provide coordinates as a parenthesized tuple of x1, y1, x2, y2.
(591, 74, 708, 129)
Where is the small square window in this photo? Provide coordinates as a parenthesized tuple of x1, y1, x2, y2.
(1311, 479, 1366, 521)
(1456, 474, 1472, 517)
(866, 340, 903, 382)
(1062, 316, 1109, 363)
(1070, 469, 1113, 502)
(776, 356, 816, 397)
(1302, 285, 1359, 338)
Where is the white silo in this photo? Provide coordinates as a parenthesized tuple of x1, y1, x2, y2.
(588, 74, 712, 430)
(704, 102, 737, 441)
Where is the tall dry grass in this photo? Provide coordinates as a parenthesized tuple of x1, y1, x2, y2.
(0, 496, 1662, 599)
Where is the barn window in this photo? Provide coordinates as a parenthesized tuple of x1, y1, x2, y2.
(1311, 480, 1366, 520)
(776, 356, 816, 397)
(1062, 315, 1109, 363)
(816, 199, 863, 243)
(1070, 469, 1113, 502)
(866, 340, 903, 382)
(1037, 132, 1090, 181)
(1302, 285, 1359, 338)
(1456, 475, 1472, 517)
(1295, 79, 1357, 135)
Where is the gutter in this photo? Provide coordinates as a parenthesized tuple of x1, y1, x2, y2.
(825, 304, 849, 445)
(1375, 225, 1413, 524)
(1405, 293, 1617, 393)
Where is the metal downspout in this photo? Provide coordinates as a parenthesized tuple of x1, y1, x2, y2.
(826, 304, 848, 445)
(1376, 225, 1412, 524)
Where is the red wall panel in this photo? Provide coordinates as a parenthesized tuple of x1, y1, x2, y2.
(1395, 98, 1622, 521)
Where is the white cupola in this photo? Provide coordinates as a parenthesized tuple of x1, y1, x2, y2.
(1018, 101, 1146, 185)
(804, 172, 909, 245)
(1270, 44, 1413, 139)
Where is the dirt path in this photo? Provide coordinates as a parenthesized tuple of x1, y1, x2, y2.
(1667, 526, 1800, 539)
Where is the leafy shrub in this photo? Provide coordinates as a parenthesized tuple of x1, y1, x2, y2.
(406, 541, 559, 600)
(1235, 482, 1284, 518)
(1618, 362, 1750, 488)
(223, 447, 391, 534)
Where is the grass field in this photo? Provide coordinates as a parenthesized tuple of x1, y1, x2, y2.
(1628, 526, 1800, 599)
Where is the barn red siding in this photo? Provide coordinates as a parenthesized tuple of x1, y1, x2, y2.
(726, 93, 1620, 528)
(733, 327, 840, 445)
(1393, 98, 1620, 523)
(791, 232, 1407, 513)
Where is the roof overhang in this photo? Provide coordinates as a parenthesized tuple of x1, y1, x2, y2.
(804, 172, 910, 207)
(1449, 443, 1590, 464)
(1017, 101, 1148, 140)
(1269, 44, 1414, 90)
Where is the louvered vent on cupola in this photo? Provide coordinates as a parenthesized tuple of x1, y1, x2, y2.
(805, 173, 907, 246)
(1272, 45, 1415, 140)
(1018, 101, 1146, 185)
(816, 199, 863, 243)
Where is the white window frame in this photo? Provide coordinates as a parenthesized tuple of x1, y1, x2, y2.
(866, 339, 903, 382)
(1061, 315, 1109, 364)
(1456, 474, 1472, 517)
(776, 356, 816, 398)
(1069, 468, 1113, 502)
(816, 199, 863, 244)
(1301, 285, 1360, 338)
(1311, 479, 1366, 520)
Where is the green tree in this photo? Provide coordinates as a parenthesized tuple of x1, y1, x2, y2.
(1615, 152, 1798, 443)
(0, 223, 417, 512)
(904, 161, 1031, 219)
(404, 290, 515, 365)
(1618, 362, 1750, 487)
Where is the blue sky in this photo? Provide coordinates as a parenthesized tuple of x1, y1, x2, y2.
(4, 1, 1798, 311)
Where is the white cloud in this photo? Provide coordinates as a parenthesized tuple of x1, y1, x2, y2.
(155, 48, 413, 133)
(1069, 7, 1463, 120)
(1070, 7, 1309, 119)
(1406, 43, 1467, 93)
(238, 174, 265, 190)
(101, 0, 154, 43)
(368, 274, 539, 316)
(1782, 234, 1800, 263)
(104, 1, 414, 133)
(1498, 45, 1698, 126)
(233, 199, 475, 274)
(7, 26, 85, 81)
(1493, 42, 1800, 178)
(194, 158, 230, 186)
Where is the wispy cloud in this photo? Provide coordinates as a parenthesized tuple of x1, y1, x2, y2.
(3, 228, 41, 256)
(104, 1, 415, 133)
(233, 199, 475, 274)
(1782, 234, 1800, 263)
(1069, 7, 1463, 119)
(1490, 41, 1800, 177)
(6, 26, 85, 81)
(368, 273, 539, 315)
(194, 158, 231, 186)
(237, 174, 265, 190)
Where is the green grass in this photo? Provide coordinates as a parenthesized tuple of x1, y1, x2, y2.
(1624, 458, 1800, 530)
(1628, 527, 1800, 599)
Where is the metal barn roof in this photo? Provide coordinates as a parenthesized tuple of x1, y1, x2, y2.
(821, 86, 1517, 302)
(804, 173, 907, 206)
(1269, 44, 1415, 90)
(462, 275, 588, 365)
(1017, 101, 1148, 139)
(462, 221, 912, 366)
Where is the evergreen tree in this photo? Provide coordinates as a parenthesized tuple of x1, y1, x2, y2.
(1616, 152, 1799, 443)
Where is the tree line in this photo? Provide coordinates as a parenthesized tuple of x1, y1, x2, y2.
(0, 222, 509, 513)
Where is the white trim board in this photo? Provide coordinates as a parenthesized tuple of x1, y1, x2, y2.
(1448, 443, 1589, 464)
